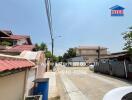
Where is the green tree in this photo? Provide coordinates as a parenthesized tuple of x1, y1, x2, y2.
(53, 55, 59, 62)
(58, 56, 63, 62)
(63, 53, 68, 62)
(34, 42, 59, 63)
(0, 41, 12, 46)
(35, 43, 39, 51)
(40, 42, 47, 51)
(67, 48, 76, 58)
(45, 51, 52, 58)
(122, 27, 132, 54)
(62, 48, 76, 62)
(35, 42, 47, 51)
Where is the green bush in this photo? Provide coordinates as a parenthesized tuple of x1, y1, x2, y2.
(0, 41, 12, 46)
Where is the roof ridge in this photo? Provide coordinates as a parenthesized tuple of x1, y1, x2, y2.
(10, 34, 30, 37)
(0, 54, 26, 60)
(110, 5, 125, 10)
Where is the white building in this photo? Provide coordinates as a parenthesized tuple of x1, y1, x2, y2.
(75, 46, 108, 64)
(0, 54, 35, 100)
(67, 56, 86, 67)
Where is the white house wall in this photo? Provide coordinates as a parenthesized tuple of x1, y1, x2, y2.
(0, 71, 25, 100)
(73, 62, 79, 66)
(36, 63, 46, 78)
(68, 62, 86, 67)
(26, 68, 36, 96)
(17, 39, 27, 45)
(79, 62, 86, 66)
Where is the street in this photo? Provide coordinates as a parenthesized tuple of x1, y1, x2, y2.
(56, 65, 132, 100)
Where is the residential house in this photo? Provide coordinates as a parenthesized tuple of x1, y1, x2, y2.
(75, 46, 108, 64)
(0, 30, 32, 46)
(0, 54, 36, 100)
(0, 30, 35, 55)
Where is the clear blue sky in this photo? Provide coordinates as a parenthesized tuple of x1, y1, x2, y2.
(0, 0, 132, 56)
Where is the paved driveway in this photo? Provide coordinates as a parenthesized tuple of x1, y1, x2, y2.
(56, 65, 132, 100)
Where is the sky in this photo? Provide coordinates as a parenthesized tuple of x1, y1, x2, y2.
(0, 0, 132, 56)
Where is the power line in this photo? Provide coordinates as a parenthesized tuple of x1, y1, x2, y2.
(44, 0, 54, 67)
(45, 0, 53, 39)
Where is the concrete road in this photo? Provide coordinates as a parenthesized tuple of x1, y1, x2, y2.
(56, 65, 132, 100)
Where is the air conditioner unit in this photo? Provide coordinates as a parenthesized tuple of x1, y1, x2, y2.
(25, 95, 42, 100)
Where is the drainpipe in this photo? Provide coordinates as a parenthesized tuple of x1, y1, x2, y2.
(23, 68, 29, 99)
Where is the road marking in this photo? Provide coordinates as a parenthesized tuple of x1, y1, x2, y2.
(60, 74, 88, 100)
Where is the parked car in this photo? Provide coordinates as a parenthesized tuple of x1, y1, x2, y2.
(103, 86, 132, 100)
(89, 63, 94, 71)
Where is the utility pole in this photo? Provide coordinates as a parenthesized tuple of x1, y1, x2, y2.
(51, 38, 54, 71)
(96, 46, 100, 62)
(44, 0, 54, 70)
(52, 38, 54, 58)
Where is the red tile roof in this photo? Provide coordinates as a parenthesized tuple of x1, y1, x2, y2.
(0, 30, 32, 45)
(3, 45, 35, 53)
(0, 30, 13, 35)
(1, 35, 30, 40)
(0, 30, 11, 37)
(0, 56, 34, 72)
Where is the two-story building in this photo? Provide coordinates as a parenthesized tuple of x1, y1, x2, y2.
(0, 30, 32, 46)
(0, 30, 47, 100)
(75, 46, 108, 64)
(0, 30, 35, 55)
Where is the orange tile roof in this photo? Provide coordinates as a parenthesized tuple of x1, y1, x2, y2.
(3, 45, 35, 53)
(2, 35, 30, 40)
(1, 35, 29, 40)
(0, 56, 34, 72)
